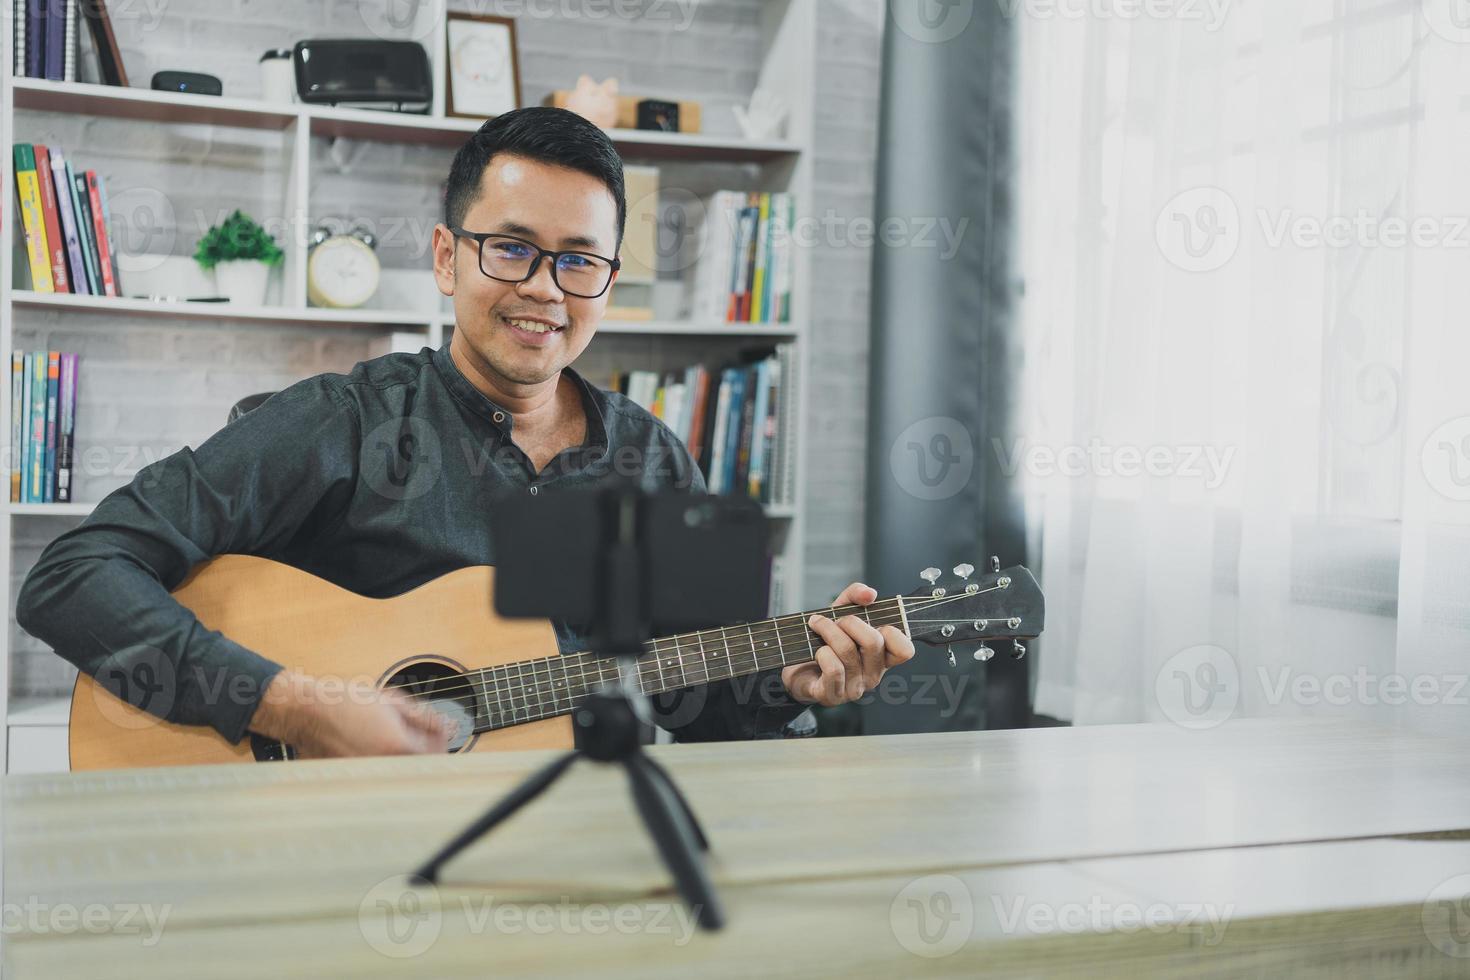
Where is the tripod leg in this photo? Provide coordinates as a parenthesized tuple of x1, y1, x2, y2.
(625, 754, 725, 930)
(640, 754, 710, 852)
(412, 751, 579, 885)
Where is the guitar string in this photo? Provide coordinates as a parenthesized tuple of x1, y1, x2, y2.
(382, 584, 1017, 708)
(377, 583, 1007, 703)
(385, 584, 1026, 724)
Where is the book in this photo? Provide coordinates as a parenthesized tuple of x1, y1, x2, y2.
(95, 174, 124, 294)
(80, 0, 128, 85)
(43, 352, 59, 503)
(19, 354, 33, 503)
(49, 148, 91, 295)
(43, 0, 64, 80)
(68, 164, 101, 294)
(751, 193, 771, 323)
(32, 145, 72, 292)
(707, 369, 733, 494)
(14, 0, 25, 76)
(29, 351, 47, 502)
(747, 358, 770, 500)
(10, 354, 24, 502)
(57, 353, 77, 502)
(25, 0, 43, 77)
(62, 0, 77, 82)
(85, 170, 118, 297)
(722, 368, 746, 493)
(774, 342, 798, 505)
(13, 144, 56, 292)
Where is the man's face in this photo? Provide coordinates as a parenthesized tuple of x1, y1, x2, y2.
(434, 153, 621, 388)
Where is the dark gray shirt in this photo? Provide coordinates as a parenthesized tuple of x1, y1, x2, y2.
(16, 344, 805, 745)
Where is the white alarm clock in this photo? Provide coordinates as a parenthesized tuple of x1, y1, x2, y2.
(307, 223, 380, 309)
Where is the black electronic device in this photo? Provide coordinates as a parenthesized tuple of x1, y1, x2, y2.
(291, 39, 431, 112)
(150, 70, 222, 97)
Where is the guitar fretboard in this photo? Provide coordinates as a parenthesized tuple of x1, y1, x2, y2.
(441, 596, 911, 735)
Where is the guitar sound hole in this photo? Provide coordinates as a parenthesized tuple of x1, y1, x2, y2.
(385, 660, 478, 753)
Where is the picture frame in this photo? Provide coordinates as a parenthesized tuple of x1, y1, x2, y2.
(445, 13, 521, 120)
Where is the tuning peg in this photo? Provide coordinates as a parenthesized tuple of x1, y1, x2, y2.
(990, 556, 1001, 573)
(1011, 640, 1026, 660)
(920, 567, 941, 586)
(953, 563, 974, 581)
(973, 645, 995, 662)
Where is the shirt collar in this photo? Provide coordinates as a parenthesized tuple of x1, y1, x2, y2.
(431, 343, 610, 459)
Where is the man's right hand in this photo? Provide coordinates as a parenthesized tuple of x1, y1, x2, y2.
(248, 669, 454, 759)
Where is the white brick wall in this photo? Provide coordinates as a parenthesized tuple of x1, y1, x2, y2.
(8, 0, 884, 697)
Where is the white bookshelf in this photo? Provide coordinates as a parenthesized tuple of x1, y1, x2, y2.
(0, 0, 816, 773)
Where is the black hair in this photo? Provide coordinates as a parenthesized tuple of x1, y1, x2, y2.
(442, 106, 627, 251)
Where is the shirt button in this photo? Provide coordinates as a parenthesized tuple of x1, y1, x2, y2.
(493, 411, 506, 423)
(529, 486, 539, 495)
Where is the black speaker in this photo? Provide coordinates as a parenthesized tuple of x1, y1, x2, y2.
(292, 39, 431, 112)
(151, 70, 222, 97)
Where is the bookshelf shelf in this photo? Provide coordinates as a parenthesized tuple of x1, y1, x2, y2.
(13, 78, 804, 161)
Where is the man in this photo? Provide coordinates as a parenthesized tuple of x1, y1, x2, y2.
(16, 107, 915, 759)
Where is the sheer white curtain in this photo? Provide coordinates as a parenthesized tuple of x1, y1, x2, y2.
(1016, 1, 1470, 734)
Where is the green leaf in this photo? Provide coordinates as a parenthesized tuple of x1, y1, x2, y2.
(193, 209, 285, 270)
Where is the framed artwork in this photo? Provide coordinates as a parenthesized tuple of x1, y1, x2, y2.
(446, 13, 521, 120)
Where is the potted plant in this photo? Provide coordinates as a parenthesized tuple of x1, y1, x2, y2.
(194, 210, 284, 306)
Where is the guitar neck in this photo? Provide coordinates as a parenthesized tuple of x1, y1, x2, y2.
(464, 597, 911, 734)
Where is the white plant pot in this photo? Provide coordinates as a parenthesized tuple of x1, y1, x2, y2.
(213, 260, 271, 306)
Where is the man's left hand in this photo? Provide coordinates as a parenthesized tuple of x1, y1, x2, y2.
(781, 582, 916, 706)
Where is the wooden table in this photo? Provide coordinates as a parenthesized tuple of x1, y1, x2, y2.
(5, 718, 1470, 977)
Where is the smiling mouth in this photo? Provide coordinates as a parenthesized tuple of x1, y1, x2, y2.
(501, 314, 566, 335)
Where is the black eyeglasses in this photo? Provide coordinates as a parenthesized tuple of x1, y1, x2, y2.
(449, 227, 621, 299)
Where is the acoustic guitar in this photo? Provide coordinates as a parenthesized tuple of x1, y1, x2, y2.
(67, 555, 1044, 770)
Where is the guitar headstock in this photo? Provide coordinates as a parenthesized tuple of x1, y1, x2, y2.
(902, 557, 1045, 663)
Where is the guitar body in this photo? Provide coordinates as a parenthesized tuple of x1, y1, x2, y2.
(68, 555, 571, 771)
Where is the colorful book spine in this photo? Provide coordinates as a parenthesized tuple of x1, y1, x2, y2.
(43, 0, 64, 80)
(707, 370, 734, 494)
(19, 355, 33, 503)
(57, 353, 77, 502)
(747, 358, 770, 500)
(49, 148, 91, 295)
(722, 368, 747, 493)
(43, 352, 59, 503)
(85, 170, 118, 297)
(10, 354, 24, 502)
(95, 174, 124, 295)
(25, 0, 43, 77)
(69, 164, 101, 295)
(29, 351, 47, 502)
(13, 144, 55, 293)
(32, 145, 71, 293)
(750, 193, 771, 323)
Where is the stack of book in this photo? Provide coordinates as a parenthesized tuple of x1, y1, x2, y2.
(12, 143, 124, 296)
(688, 190, 796, 324)
(611, 342, 798, 506)
(10, 352, 80, 504)
(12, 0, 79, 81)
